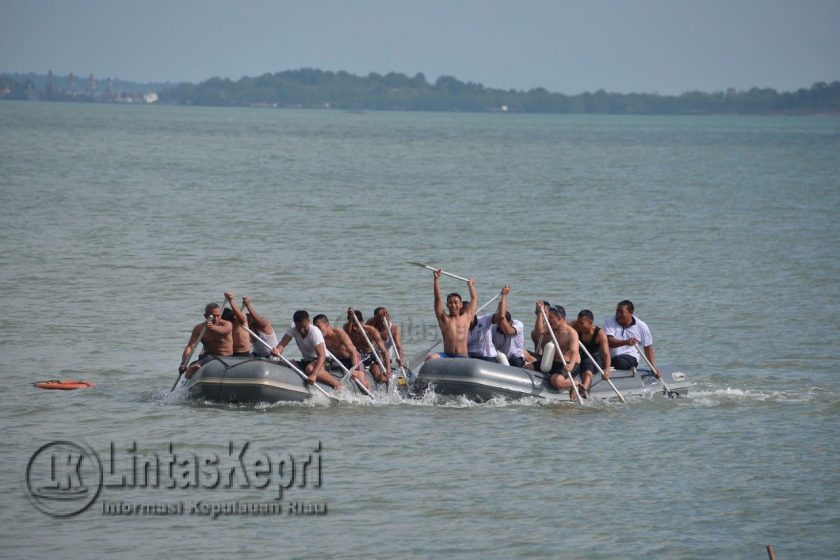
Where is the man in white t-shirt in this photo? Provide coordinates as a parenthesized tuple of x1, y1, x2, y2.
(467, 297, 498, 362)
(491, 285, 528, 367)
(603, 300, 659, 378)
(271, 310, 340, 389)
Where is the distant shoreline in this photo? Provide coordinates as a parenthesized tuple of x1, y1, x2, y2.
(3, 69, 838, 116)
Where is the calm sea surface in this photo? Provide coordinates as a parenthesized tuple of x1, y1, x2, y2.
(1, 101, 838, 558)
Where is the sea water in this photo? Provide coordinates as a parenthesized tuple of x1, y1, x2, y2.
(1, 101, 838, 558)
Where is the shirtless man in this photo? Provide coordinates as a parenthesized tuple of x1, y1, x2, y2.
(367, 307, 405, 369)
(313, 314, 369, 389)
(271, 310, 339, 389)
(570, 309, 612, 394)
(344, 308, 391, 384)
(427, 269, 478, 359)
(179, 302, 233, 378)
(223, 291, 252, 356)
(241, 295, 277, 357)
(525, 302, 583, 397)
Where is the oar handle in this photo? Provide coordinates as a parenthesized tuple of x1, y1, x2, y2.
(634, 343, 671, 393)
(407, 262, 470, 283)
(242, 324, 338, 403)
(578, 340, 626, 403)
(540, 307, 585, 406)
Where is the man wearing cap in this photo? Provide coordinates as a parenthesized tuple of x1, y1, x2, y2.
(525, 302, 583, 395)
(603, 300, 659, 377)
(492, 285, 528, 367)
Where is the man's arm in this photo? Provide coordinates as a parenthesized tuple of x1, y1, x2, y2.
(433, 269, 445, 319)
(242, 296, 272, 333)
(533, 301, 547, 337)
(225, 292, 247, 325)
(494, 286, 516, 335)
(271, 334, 293, 355)
(208, 319, 232, 335)
(180, 323, 204, 371)
(597, 329, 611, 376)
(465, 278, 478, 318)
(566, 329, 580, 373)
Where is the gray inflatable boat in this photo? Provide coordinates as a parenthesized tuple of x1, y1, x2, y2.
(414, 358, 689, 402)
(183, 355, 382, 403)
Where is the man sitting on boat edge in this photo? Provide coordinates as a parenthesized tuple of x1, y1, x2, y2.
(525, 303, 585, 398)
(241, 295, 278, 358)
(491, 285, 530, 367)
(570, 309, 611, 394)
(271, 310, 340, 389)
(223, 291, 253, 357)
(426, 268, 477, 360)
(344, 308, 391, 384)
(603, 300, 659, 378)
(179, 302, 233, 378)
(314, 314, 370, 390)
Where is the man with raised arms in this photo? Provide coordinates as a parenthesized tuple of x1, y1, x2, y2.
(367, 307, 405, 370)
(492, 286, 529, 367)
(313, 314, 370, 390)
(179, 302, 233, 378)
(525, 302, 584, 397)
(427, 269, 478, 359)
(223, 291, 252, 357)
(344, 308, 392, 384)
(239, 295, 278, 358)
(603, 300, 660, 377)
(271, 310, 340, 389)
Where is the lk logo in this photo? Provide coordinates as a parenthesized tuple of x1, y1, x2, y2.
(26, 441, 103, 517)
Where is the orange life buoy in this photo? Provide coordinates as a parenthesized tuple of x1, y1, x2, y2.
(33, 379, 95, 390)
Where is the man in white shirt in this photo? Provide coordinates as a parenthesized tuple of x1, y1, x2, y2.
(466, 294, 498, 362)
(271, 310, 340, 389)
(603, 300, 659, 378)
(491, 285, 528, 367)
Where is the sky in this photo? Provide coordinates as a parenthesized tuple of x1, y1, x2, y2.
(1, 0, 838, 95)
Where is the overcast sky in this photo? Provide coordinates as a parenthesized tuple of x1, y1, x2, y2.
(1, 0, 838, 94)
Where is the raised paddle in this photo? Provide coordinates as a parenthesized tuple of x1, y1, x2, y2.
(407, 291, 503, 368)
(406, 261, 470, 283)
(540, 306, 585, 406)
(350, 310, 390, 384)
(242, 323, 339, 403)
(324, 348, 374, 398)
(578, 341, 627, 403)
(171, 299, 228, 392)
(634, 343, 673, 396)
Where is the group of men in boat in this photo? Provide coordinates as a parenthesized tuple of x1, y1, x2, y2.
(178, 292, 403, 390)
(178, 271, 660, 398)
(426, 269, 659, 399)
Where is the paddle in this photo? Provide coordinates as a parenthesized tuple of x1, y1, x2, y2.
(383, 316, 409, 385)
(540, 306, 585, 406)
(407, 291, 502, 368)
(578, 341, 627, 403)
(324, 348, 374, 398)
(634, 343, 673, 396)
(172, 299, 228, 392)
(242, 323, 339, 403)
(407, 261, 470, 283)
(350, 310, 390, 384)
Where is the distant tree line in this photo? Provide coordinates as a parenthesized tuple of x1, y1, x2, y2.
(156, 69, 840, 115)
(4, 69, 840, 114)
